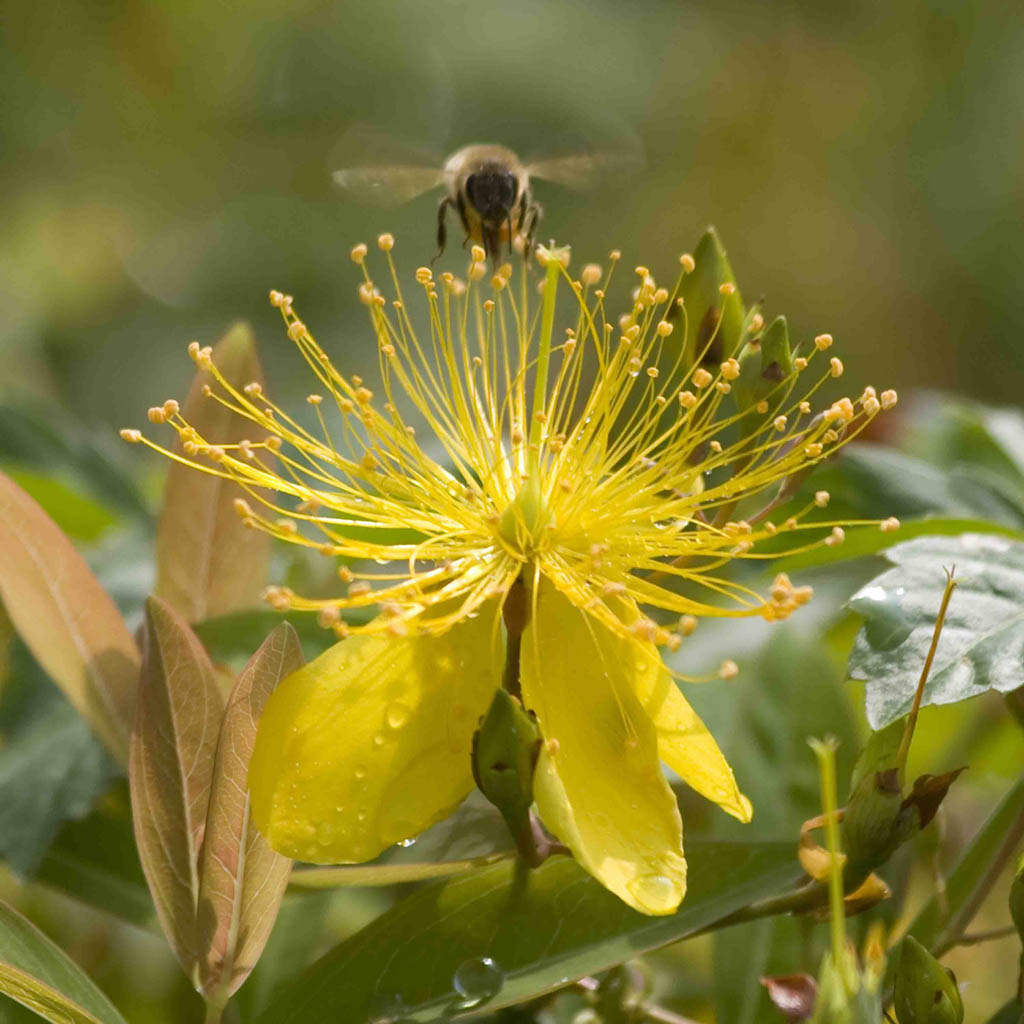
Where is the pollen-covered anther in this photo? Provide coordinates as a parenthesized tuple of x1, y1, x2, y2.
(631, 618, 658, 642)
(287, 320, 307, 341)
(265, 436, 283, 451)
(824, 526, 846, 547)
(233, 497, 253, 518)
(357, 283, 378, 306)
(719, 659, 739, 679)
(719, 282, 736, 296)
(355, 387, 373, 405)
(188, 343, 214, 369)
(201, 384, 213, 398)
(679, 614, 698, 636)
(469, 262, 486, 282)
(693, 368, 713, 389)
(263, 586, 293, 611)
(814, 490, 830, 508)
(337, 566, 354, 583)
(205, 446, 226, 462)
(147, 406, 166, 424)
(317, 606, 341, 627)
(656, 320, 673, 337)
(880, 389, 898, 410)
(794, 356, 808, 371)
(862, 396, 881, 416)
(415, 267, 433, 285)
(274, 518, 298, 536)
(799, 400, 812, 414)
(580, 263, 602, 285)
(679, 253, 695, 273)
(749, 313, 764, 333)
(774, 414, 788, 431)
(709, 439, 723, 453)
(243, 382, 263, 397)
(814, 333, 834, 351)
(377, 233, 395, 251)
(829, 357, 844, 378)
(721, 358, 741, 381)
(880, 516, 901, 532)
(827, 397, 855, 422)
(490, 274, 506, 291)
(347, 581, 372, 597)
(562, 339, 577, 356)
(804, 442, 823, 458)
(716, 381, 731, 395)
(269, 289, 285, 306)
(120, 428, 142, 442)
(162, 399, 180, 418)
(350, 243, 368, 264)
(647, 367, 660, 379)
(823, 429, 840, 444)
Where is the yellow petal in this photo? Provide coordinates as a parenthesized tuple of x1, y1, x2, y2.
(522, 577, 686, 915)
(249, 609, 501, 863)
(633, 664, 752, 823)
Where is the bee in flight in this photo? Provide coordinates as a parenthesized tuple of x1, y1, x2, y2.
(333, 141, 639, 265)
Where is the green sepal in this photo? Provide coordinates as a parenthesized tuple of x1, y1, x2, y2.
(471, 688, 541, 859)
(735, 314, 794, 414)
(893, 936, 964, 1024)
(810, 948, 883, 1024)
(676, 227, 744, 366)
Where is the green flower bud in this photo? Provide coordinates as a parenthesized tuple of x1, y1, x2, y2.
(735, 314, 794, 418)
(472, 688, 541, 861)
(893, 936, 963, 1024)
(675, 227, 744, 366)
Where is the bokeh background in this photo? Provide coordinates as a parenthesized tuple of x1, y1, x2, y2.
(2, 2, 1023, 1022)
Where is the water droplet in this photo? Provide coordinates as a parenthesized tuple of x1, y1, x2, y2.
(357, 808, 368, 822)
(373, 732, 386, 747)
(386, 701, 411, 730)
(627, 873, 677, 909)
(354, 764, 367, 780)
(452, 956, 504, 1008)
(396, 837, 417, 848)
(849, 585, 913, 650)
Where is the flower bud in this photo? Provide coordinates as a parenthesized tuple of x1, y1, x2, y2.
(471, 688, 541, 862)
(893, 936, 963, 1024)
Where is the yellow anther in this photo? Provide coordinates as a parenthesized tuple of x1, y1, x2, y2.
(880, 389, 898, 410)
(721, 357, 741, 380)
(719, 282, 736, 296)
(814, 490, 830, 507)
(120, 428, 142, 442)
(824, 526, 846, 547)
(814, 333, 833, 351)
(656, 320, 673, 337)
(829, 357, 844, 377)
(719, 659, 739, 679)
(350, 243, 368, 264)
(377, 233, 395, 251)
(693, 368, 713, 389)
(880, 517, 901, 532)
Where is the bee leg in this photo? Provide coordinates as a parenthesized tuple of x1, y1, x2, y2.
(432, 197, 452, 264)
(522, 200, 542, 260)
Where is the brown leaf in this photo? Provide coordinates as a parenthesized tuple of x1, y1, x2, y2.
(0, 470, 138, 761)
(760, 974, 817, 1020)
(903, 767, 967, 828)
(154, 322, 271, 622)
(197, 623, 302, 998)
(130, 596, 224, 983)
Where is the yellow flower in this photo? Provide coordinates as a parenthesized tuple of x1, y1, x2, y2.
(126, 237, 897, 915)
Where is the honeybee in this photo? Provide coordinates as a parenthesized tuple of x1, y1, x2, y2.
(333, 140, 640, 265)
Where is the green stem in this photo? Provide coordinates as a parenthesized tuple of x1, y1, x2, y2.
(203, 997, 225, 1024)
(896, 570, 957, 780)
(502, 575, 528, 700)
(811, 738, 846, 966)
(528, 255, 562, 466)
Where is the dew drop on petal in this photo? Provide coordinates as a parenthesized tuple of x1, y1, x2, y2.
(386, 701, 411, 730)
(354, 764, 367, 780)
(452, 957, 504, 1008)
(396, 837, 417, 848)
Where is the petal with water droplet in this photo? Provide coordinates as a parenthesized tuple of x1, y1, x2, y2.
(249, 605, 502, 863)
(522, 577, 686, 915)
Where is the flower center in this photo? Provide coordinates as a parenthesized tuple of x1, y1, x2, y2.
(497, 475, 552, 559)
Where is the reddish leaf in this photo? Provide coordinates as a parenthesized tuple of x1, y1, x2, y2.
(154, 322, 271, 622)
(197, 623, 302, 998)
(130, 596, 223, 982)
(0, 470, 138, 761)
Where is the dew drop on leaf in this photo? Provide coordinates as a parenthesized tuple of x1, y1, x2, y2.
(452, 956, 504, 1008)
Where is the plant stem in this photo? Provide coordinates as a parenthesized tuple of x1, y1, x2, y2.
(896, 569, 957, 779)
(203, 998, 225, 1024)
(954, 924, 1017, 946)
(502, 575, 527, 700)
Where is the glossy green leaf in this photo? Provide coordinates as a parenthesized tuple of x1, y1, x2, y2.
(905, 772, 1024, 956)
(154, 322, 271, 622)
(197, 624, 301, 998)
(0, 469, 139, 761)
(0, 677, 115, 875)
(256, 842, 801, 1024)
(847, 533, 1024, 728)
(0, 900, 128, 1024)
(130, 596, 223, 983)
(34, 784, 154, 927)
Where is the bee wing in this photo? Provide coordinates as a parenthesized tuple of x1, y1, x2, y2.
(525, 149, 644, 191)
(331, 165, 446, 206)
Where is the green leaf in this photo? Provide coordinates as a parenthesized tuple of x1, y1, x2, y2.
(0, 470, 139, 762)
(130, 596, 224, 983)
(847, 533, 1024, 728)
(0, 466, 118, 543)
(153, 322, 271, 622)
(34, 783, 153, 927)
(0, 403, 147, 522)
(0, 900, 128, 1024)
(255, 842, 801, 1024)
(904, 772, 1024, 957)
(0, 668, 115, 874)
(197, 624, 301, 999)
(983, 999, 1023, 1024)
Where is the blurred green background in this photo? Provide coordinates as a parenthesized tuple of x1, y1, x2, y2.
(2, 2, 1023, 1022)
(3, 0, 1024, 430)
